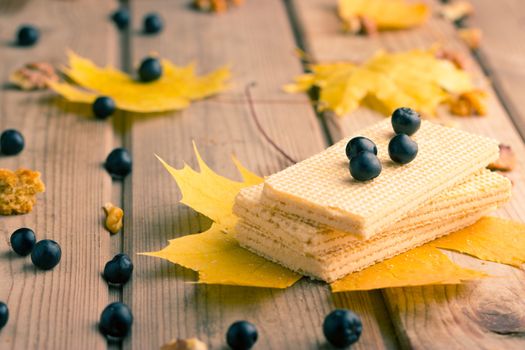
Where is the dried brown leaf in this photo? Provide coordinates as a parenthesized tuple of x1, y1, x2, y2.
(9, 62, 59, 90)
(488, 144, 516, 172)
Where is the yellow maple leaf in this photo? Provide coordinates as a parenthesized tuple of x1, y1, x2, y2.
(231, 155, 264, 186)
(285, 49, 476, 117)
(144, 144, 302, 288)
(432, 216, 525, 267)
(338, 0, 429, 30)
(156, 142, 262, 232)
(48, 51, 230, 113)
(141, 223, 301, 288)
(331, 216, 525, 292)
(331, 245, 487, 292)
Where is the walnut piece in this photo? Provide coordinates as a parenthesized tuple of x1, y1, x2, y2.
(160, 338, 208, 350)
(488, 144, 516, 172)
(0, 168, 45, 215)
(450, 89, 487, 116)
(459, 28, 482, 49)
(193, 0, 243, 13)
(103, 202, 123, 234)
(9, 62, 59, 90)
(440, 1, 474, 22)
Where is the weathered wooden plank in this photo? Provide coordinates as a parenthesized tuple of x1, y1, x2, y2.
(470, 0, 525, 137)
(0, 1, 118, 349)
(124, 0, 397, 349)
(290, 0, 525, 348)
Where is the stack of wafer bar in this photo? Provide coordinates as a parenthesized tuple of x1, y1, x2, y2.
(233, 120, 511, 282)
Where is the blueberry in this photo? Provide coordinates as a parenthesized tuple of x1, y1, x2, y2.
(388, 134, 418, 164)
(111, 8, 130, 30)
(16, 25, 39, 46)
(323, 309, 362, 348)
(10, 228, 36, 256)
(0, 129, 25, 155)
(349, 152, 382, 181)
(308, 85, 320, 101)
(104, 253, 134, 285)
(105, 148, 132, 179)
(93, 96, 116, 119)
(0, 302, 8, 329)
(454, 16, 468, 28)
(345, 136, 377, 160)
(31, 239, 61, 270)
(226, 321, 258, 350)
(143, 13, 163, 34)
(99, 302, 133, 338)
(391, 107, 421, 136)
(138, 57, 162, 82)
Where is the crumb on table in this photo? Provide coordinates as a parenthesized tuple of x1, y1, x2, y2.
(0, 168, 45, 215)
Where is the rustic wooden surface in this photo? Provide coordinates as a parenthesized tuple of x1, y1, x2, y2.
(0, 0, 525, 349)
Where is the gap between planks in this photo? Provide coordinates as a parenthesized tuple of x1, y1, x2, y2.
(283, 0, 335, 146)
(469, 0, 525, 141)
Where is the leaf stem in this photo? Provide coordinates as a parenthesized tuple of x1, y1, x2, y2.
(245, 83, 297, 165)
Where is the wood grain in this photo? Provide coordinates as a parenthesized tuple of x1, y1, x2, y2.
(3, 1, 523, 349)
(289, 0, 525, 348)
(123, 0, 397, 349)
(470, 0, 525, 137)
(0, 1, 118, 349)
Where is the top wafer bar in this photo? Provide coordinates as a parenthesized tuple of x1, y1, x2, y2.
(263, 120, 500, 239)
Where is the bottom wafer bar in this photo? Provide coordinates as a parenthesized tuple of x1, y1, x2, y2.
(236, 208, 492, 282)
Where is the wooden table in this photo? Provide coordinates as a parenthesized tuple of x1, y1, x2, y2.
(1, 0, 525, 349)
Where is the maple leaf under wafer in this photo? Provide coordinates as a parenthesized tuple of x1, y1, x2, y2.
(284, 49, 479, 117)
(141, 223, 301, 288)
(432, 217, 525, 268)
(144, 145, 302, 288)
(331, 245, 486, 292)
(48, 51, 230, 113)
(332, 216, 525, 292)
(156, 143, 261, 232)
